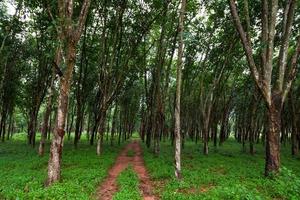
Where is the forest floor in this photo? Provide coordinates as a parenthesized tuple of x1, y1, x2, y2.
(143, 140, 300, 200)
(96, 140, 157, 200)
(1, 134, 300, 199)
(0, 133, 128, 199)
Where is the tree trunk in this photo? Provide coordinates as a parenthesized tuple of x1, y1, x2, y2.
(97, 110, 107, 155)
(47, 112, 53, 140)
(86, 114, 91, 141)
(265, 102, 281, 176)
(203, 126, 209, 155)
(0, 111, 7, 142)
(46, 76, 71, 185)
(67, 103, 75, 140)
(249, 93, 259, 155)
(28, 111, 38, 147)
(7, 114, 13, 140)
(74, 107, 82, 148)
(118, 117, 122, 146)
(110, 104, 118, 146)
(39, 71, 55, 156)
(46, 0, 91, 182)
(291, 96, 298, 155)
(90, 121, 97, 145)
(213, 122, 217, 147)
(74, 23, 88, 148)
(174, 0, 186, 179)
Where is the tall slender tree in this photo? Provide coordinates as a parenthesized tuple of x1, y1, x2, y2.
(174, 0, 186, 179)
(46, 0, 91, 186)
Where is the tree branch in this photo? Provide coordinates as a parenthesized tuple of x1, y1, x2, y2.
(277, 0, 296, 91)
(229, 0, 261, 89)
(74, 0, 91, 41)
(264, 0, 278, 103)
(282, 36, 300, 103)
(260, 0, 268, 79)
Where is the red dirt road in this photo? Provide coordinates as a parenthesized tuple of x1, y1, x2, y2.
(96, 141, 158, 200)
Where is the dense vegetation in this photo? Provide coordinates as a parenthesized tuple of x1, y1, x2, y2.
(0, 0, 300, 199)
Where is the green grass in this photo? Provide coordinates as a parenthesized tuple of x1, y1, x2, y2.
(127, 149, 135, 157)
(113, 166, 142, 200)
(131, 132, 141, 140)
(2, 133, 300, 200)
(143, 139, 300, 200)
(0, 133, 126, 200)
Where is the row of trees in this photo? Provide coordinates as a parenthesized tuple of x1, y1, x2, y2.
(0, 0, 299, 184)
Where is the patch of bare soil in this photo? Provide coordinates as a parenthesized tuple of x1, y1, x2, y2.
(96, 141, 158, 200)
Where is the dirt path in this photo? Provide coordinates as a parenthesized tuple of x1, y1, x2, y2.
(96, 141, 157, 200)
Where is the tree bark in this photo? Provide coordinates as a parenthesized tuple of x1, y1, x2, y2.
(67, 102, 75, 140)
(0, 109, 7, 142)
(265, 99, 281, 176)
(110, 104, 118, 146)
(74, 25, 87, 148)
(47, 75, 71, 185)
(28, 111, 38, 147)
(7, 114, 13, 140)
(174, 0, 186, 179)
(290, 93, 298, 155)
(39, 69, 55, 156)
(46, 0, 91, 186)
(96, 110, 107, 155)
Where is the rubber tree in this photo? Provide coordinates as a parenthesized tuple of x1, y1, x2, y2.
(229, 0, 300, 176)
(174, 0, 186, 179)
(38, 67, 56, 156)
(46, 0, 91, 186)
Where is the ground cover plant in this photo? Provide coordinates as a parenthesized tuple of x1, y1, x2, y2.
(143, 140, 300, 200)
(0, 133, 125, 199)
(113, 166, 142, 200)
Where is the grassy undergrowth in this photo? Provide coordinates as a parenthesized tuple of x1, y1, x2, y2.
(127, 149, 135, 157)
(113, 166, 141, 200)
(143, 140, 300, 200)
(0, 133, 125, 200)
